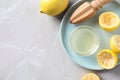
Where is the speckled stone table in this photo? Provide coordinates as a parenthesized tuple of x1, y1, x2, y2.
(0, 0, 120, 80)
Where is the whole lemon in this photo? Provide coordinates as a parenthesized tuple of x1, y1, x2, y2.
(40, 0, 69, 16)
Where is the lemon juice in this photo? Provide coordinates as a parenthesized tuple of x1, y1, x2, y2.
(69, 26, 99, 56)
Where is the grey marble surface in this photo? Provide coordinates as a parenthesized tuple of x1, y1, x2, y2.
(0, 0, 120, 80)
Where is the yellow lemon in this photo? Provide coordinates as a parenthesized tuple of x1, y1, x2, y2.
(40, 0, 69, 16)
(110, 35, 120, 53)
(99, 12, 120, 31)
(97, 50, 118, 69)
(82, 73, 100, 80)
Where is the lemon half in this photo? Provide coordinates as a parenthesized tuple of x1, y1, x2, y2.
(82, 73, 100, 80)
(110, 35, 120, 53)
(97, 50, 118, 69)
(99, 12, 120, 31)
(40, 0, 69, 16)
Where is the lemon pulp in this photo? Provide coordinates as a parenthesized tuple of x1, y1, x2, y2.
(110, 35, 120, 53)
(97, 50, 118, 69)
(99, 12, 120, 31)
(82, 73, 100, 80)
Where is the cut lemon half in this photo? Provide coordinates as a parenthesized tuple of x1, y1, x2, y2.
(82, 73, 100, 80)
(97, 50, 118, 69)
(99, 12, 120, 31)
(110, 35, 120, 53)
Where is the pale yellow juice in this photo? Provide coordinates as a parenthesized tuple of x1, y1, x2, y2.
(70, 26, 99, 56)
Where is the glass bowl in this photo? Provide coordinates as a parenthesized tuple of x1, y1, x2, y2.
(69, 25, 100, 56)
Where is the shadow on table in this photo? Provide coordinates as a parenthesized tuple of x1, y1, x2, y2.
(94, 65, 120, 80)
(74, 62, 120, 80)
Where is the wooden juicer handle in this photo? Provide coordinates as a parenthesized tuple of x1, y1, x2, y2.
(70, 0, 113, 24)
(91, 0, 112, 10)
